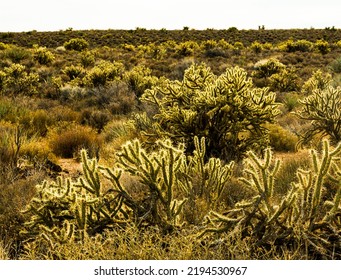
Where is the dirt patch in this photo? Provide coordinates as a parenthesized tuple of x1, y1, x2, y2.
(58, 158, 83, 178)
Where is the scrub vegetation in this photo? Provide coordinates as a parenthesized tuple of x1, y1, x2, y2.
(0, 28, 341, 260)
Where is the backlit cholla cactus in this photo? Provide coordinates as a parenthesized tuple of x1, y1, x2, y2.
(201, 140, 341, 258)
(22, 150, 126, 247)
(141, 63, 280, 161)
(297, 86, 341, 145)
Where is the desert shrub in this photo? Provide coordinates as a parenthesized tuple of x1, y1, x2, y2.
(102, 119, 135, 143)
(21, 224, 250, 260)
(297, 86, 341, 145)
(335, 40, 341, 49)
(329, 56, 341, 73)
(140, 63, 280, 161)
(49, 106, 80, 123)
(252, 58, 286, 78)
(0, 42, 10, 50)
(4, 46, 30, 63)
(266, 123, 298, 152)
(62, 65, 84, 80)
(83, 61, 124, 87)
(33, 46, 55, 65)
(80, 81, 136, 114)
(250, 41, 263, 53)
(80, 109, 111, 133)
(80, 51, 95, 68)
(64, 38, 89, 51)
(0, 171, 43, 258)
(0, 97, 29, 122)
(279, 39, 313, 52)
(0, 124, 23, 174)
(19, 109, 49, 137)
(280, 92, 300, 112)
(201, 40, 228, 57)
(20, 139, 53, 168)
(175, 41, 200, 57)
(59, 85, 87, 101)
(123, 65, 159, 98)
(0, 71, 5, 91)
(49, 125, 101, 158)
(1, 63, 39, 95)
(314, 40, 330, 54)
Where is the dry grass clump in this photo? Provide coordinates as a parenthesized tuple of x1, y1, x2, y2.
(49, 125, 101, 159)
(20, 225, 253, 260)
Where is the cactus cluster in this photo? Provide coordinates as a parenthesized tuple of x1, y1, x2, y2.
(22, 136, 234, 248)
(201, 140, 341, 258)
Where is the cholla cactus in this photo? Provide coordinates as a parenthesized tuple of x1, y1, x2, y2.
(301, 69, 332, 95)
(252, 58, 285, 78)
(113, 138, 188, 229)
(22, 150, 126, 247)
(201, 140, 341, 258)
(141, 63, 280, 161)
(297, 86, 341, 145)
(99, 136, 234, 229)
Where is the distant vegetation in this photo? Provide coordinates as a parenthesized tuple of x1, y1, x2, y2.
(0, 28, 340, 260)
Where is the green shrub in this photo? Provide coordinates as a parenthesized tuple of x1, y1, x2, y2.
(279, 39, 313, 52)
(266, 123, 298, 152)
(4, 46, 30, 63)
(123, 65, 159, 98)
(0, 71, 5, 91)
(62, 65, 84, 80)
(33, 46, 55, 65)
(329, 56, 341, 73)
(0, 42, 10, 50)
(175, 41, 200, 57)
(2, 64, 39, 95)
(250, 41, 263, 53)
(49, 125, 101, 158)
(83, 61, 124, 87)
(80, 51, 95, 67)
(314, 40, 330, 54)
(281, 92, 300, 112)
(64, 38, 89, 51)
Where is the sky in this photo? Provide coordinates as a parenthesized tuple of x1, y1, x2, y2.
(1, 0, 340, 32)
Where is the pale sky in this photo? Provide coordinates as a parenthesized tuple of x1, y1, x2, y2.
(1, 0, 340, 32)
